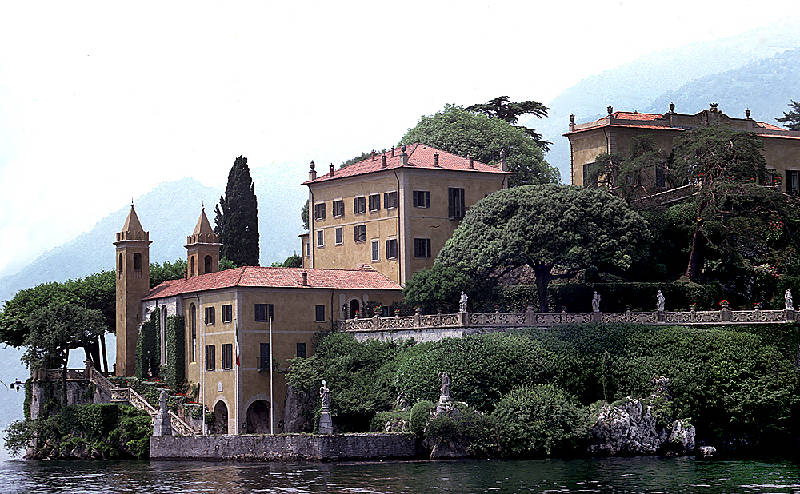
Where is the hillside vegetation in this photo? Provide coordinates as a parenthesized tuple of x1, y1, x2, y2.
(288, 324, 800, 457)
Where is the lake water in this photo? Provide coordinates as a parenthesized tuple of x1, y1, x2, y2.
(1, 457, 798, 493)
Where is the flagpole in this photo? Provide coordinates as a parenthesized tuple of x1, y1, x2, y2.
(269, 314, 274, 435)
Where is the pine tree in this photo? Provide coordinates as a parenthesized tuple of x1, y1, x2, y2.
(214, 156, 259, 266)
(776, 100, 800, 130)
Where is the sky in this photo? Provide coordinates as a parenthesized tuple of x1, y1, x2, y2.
(1, 0, 798, 277)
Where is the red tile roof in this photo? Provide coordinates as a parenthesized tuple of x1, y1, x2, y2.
(144, 266, 401, 300)
(612, 112, 663, 121)
(303, 143, 509, 185)
(757, 121, 784, 131)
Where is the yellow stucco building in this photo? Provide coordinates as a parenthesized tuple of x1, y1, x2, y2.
(115, 206, 402, 434)
(564, 103, 800, 194)
(301, 143, 510, 287)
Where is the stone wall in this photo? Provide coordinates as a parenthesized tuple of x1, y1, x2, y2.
(150, 433, 420, 461)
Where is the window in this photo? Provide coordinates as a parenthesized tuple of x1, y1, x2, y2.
(369, 194, 381, 211)
(305, 242, 310, 257)
(384, 190, 398, 209)
(381, 306, 390, 317)
(190, 257, 195, 276)
(413, 190, 430, 208)
(117, 253, 122, 278)
(205, 306, 215, 325)
(296, 342, 307, 358)
(204, 255, 212, 273)
(259, 343, 270, 370)
(315, 304, 326, 322)
(371, 240, 379, 262)
(190, 304, 197, 362)
(583, 163, 598, 187)
(313, 203, 326, 220)
(335, 227, 343, 245)
(354, 224, 366, 243)
(205, 345, 215, 371)
(222, 304, 233, 323)
(448, 187, 466, 219)
(133, 253, 142, 271)
(332, 199, 345, 217)
(222, 344, 233, 370)
(788, 170, 800, 195)
(255, 303, 274, 322)
(317, 230, 324, 248)
(353, 196, 366, 214)
(414, 238, 431, 258)
(386, 238, 398, 259)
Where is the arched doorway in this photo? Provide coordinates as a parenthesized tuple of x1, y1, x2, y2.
(213, 400, 228, 435)
(245, 400, 270, 434)
(349, 299, 360, 319)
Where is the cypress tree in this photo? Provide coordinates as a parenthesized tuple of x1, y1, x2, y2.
(214, 156, 259, 266)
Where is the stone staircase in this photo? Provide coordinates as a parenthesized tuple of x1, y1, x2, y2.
(88, 367, 194, 436)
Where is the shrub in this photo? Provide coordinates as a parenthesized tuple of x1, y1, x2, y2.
(425, 405, 499, 457)
(394, 333, 557, 412)
(369, 410, 409, 432)
(409, 400, 435, 436)
(493, 384, 588, 457)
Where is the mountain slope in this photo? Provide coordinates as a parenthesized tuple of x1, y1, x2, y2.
(0, 164, 308, 304)
(536, 22, 800, 181)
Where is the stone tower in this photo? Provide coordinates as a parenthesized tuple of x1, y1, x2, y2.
(114, 203, 151, 376)
(186, 207, 221, 277)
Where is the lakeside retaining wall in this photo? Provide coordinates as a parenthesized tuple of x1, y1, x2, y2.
(150, 433, 420, 461)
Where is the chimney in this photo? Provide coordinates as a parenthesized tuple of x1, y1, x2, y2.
(669, 102, 675, 113)
(433, 153, 440, 167)
(607, 105, 613, 116)
(500, 149, 507, 172)
(391, 147, 395, 157)
(569, 114, 575, 132)
(746, 108, 751, 119)
(381, 154, 387, 168)
(371, 150, 376, 160)
(468, 154, 474, 169)
(329, 163, 334, 176)
(309, 160, 317, 181)
(401, 145, 408, 166)
(301, 271, 308, 286)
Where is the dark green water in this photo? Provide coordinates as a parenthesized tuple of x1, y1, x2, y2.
(2, 457, 799, 493)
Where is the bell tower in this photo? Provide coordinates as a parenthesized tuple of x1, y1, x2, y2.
(114, 202, 151, 376)
(186, 207, 222, 277)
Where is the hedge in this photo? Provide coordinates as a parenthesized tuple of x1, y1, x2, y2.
(499, 281, 722, 312)
(163, 315, 186, 388)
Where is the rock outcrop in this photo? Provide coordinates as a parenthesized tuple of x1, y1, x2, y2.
(588, 376, 695, 456)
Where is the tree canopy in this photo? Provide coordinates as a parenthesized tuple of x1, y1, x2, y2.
(22, 302, 106, 404)
(670, 125, 768, 280)
(776, 99, 800, 131)
(466, 96, 551, 151)
(406, 185, 649, 312)
(590, 136, 672, 201)
(400, 105, 560, 187)
(214, 155, 260, 266)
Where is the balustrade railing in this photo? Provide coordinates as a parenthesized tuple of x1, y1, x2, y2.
(338, 307, 797, 333)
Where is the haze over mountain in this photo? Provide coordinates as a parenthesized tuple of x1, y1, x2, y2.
(0, 165, 307, 304)
(534, 22, 800, 181)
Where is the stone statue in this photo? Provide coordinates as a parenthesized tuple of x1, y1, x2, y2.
(153, 389, 172, 436)
(592, 291, 601, 313)
(318, 379, 333, 434)
(786, 289, 794, 311)
(320, 379, 331, 410)
(439, 371, 451, 399)
(657, 290, 666, 312)
(459, 292, 468, 313)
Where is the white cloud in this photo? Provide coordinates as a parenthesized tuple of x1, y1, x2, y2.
(0, 0, 797, 275)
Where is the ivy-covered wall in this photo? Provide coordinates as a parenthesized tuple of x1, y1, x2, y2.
(135, 308, 161, 379)
(163, 315, 186, 388)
